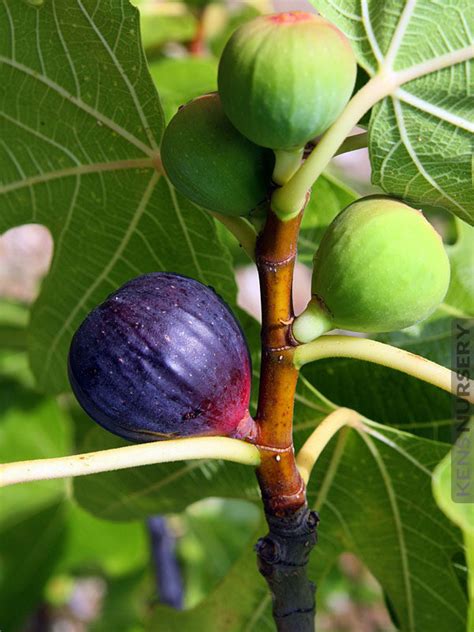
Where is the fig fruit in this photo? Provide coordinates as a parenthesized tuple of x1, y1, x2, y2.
(161, 93, 274, 216)
(293, 197, 451, 342)
(68, 273, 254, 442)
(218, 12, 356, 150)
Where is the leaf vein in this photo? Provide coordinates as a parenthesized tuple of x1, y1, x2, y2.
(41, 171, 161, 386)
(0, 55, 154, 157)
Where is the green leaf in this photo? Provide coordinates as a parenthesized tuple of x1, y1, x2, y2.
(147, 521, 274, 631)
(0, 301, 28, 327)
(0, 372, 71, 529)
(139, 12, 197, 54)
(58, 501, 148, 577)
(208, 4, 261, 58)
(149, 57, 217, 123)
(90, 568, 148, 632)
(312, 0, 473, 224)
(73, 426, 260, 521)
(0, 348, 35, 390)
(433, 452, 474, 632)
(147, 505, 338, 631)
(0, 0, 237, 394)
(298, 173, 357, 266)
(302, 421, 467, 632)
(0, 349, 72, 629)
(0, 501, 68, 631)
(177, 499, 260, 608)
(444, 220, 474, 317)
(0, 301, 28, 350)
(433, 452, 474, 539)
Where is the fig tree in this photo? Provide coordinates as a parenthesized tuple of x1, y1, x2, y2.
(218, 12, 356, 151)
(161, 93, 274, 216)
(293, 197, 451, 342)
(68, 273, 255, 442)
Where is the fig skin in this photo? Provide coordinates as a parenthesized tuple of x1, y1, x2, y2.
(218, 12, 356, 150)
(68, 273, 254, 443)
(293, 197, 451, 341)
(161, 93, 274, 217)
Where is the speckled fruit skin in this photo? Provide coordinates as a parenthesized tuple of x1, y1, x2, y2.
(311, 197, 451, 332)
(218, 12, 356, 150)
(68, 273, 253, 443)
(161, 93, 274, 216)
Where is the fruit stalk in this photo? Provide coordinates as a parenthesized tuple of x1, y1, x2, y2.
(254, 201, 318, 631)
(188, 7, 206, 57)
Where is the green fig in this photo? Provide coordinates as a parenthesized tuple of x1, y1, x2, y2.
(293, 197, 451, 342)
(218, 12, 356, 151)
(161, 93, 274, 217)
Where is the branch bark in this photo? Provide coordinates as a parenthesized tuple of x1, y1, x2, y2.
(256, 506, 319, 632)
(254, 200, 318, 631)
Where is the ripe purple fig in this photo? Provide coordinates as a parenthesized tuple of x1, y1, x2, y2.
(68, 273, 254, 443)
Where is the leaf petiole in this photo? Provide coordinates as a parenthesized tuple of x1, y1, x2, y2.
(334, 131, 369, 156)
(0, 436, 261, 488)
(294, 335, 474, 403)
(210, 212, 257, 261)
(271, 73, 395, 218)
(296, 407, 363, 484)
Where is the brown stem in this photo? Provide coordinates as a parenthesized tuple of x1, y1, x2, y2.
(254, 199, 318, 631)
(255, 208, 305, 515)
(188, 9, 206, 57)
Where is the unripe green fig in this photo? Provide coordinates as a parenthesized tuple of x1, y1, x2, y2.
(293, 197, 451, 342)
(218, 12, 356, 150)
(161, 93, 274, 217)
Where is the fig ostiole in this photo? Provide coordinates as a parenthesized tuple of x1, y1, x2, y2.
(218, 12, 356, 151)
(292, 197, 451, 343)
(68, 273, 256, 443)
(161, 92, 274, 217)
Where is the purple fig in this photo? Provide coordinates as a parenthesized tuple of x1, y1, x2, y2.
(68, 273, 254, 443)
